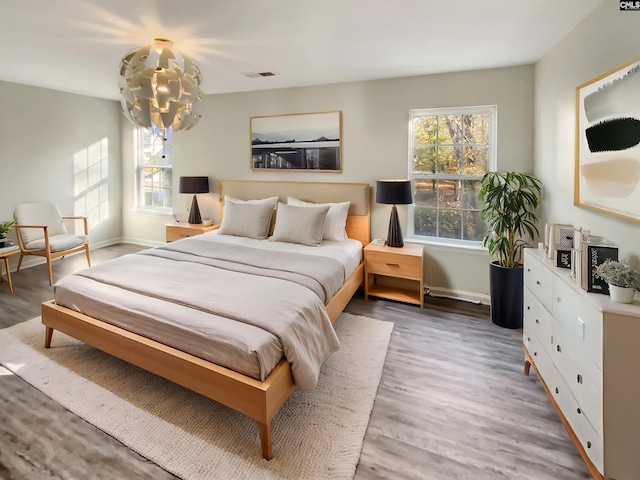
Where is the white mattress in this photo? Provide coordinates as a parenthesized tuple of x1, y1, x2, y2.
(201, 230, 363, 279)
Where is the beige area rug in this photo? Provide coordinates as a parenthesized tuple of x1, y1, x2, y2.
(0, 313, 392, 480)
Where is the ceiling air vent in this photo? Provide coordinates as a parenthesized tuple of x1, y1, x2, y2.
(243, 72, 278, 78)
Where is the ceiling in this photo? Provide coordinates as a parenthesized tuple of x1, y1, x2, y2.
(0, 0, 604, 101)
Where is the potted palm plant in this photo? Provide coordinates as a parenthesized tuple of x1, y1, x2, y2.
(480, 172, 542, 328)
(0, 220, 16, 248)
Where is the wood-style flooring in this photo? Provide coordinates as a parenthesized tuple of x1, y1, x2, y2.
(0, 244, 591, 479)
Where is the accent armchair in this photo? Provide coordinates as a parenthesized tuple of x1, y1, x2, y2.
(14, 202, 91, 285)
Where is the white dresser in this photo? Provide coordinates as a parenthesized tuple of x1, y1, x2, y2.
(523, 248, 640, 480)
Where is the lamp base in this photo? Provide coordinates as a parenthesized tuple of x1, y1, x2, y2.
(187, 195, 202, 224)
(386, 205, 404, 248)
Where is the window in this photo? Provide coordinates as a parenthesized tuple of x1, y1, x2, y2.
(408, 105, 496, 245)
(135, 126, 173, 211)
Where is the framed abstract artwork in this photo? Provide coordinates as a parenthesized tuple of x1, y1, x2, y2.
(575, 57, 640, 223)
(250, 111, 342, 172)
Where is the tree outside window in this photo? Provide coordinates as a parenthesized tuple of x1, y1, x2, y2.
(408, 106, 496, 244)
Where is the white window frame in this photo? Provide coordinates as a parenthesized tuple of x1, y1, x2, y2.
(134, 126, 173, 214)
(407, 105, 497, 248)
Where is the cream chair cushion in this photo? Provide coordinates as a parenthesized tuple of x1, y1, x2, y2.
(24, 233, 89, 252)
(14, 202, 68, 244)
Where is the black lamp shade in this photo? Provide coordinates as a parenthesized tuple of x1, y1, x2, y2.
(376, 180, 412, 205)
(376, 180, 412, 248)
(179, 176, 209, 194)
(179, 176, 209, 224)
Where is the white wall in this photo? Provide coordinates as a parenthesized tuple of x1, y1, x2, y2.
(0, 81, 123, 266)
(535, 0, 640, 265)
(123, 65, 535, 297)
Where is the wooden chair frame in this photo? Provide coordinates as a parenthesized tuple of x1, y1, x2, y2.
(14, 216, 91, 285)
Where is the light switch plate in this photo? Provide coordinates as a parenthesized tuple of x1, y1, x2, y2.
(577, 317, 585, 340)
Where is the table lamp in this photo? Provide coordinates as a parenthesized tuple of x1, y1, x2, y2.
(376, 180, 413, 248)
(179, 176, 209, 224)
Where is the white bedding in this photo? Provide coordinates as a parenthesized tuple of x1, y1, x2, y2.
(53, 234, 362, 392)
(201, 229, 363, 278)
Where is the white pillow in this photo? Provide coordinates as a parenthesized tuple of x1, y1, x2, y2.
(287, 197, 350, 241)
(218, 202, 275, 239)
(270, 202, 330, 246)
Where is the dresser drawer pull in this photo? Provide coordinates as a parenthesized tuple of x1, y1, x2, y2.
(577, 408, 582, 415)
(535, 319, 540, 324)
(536, 280, 541, 285)
(577, 374, 583, 384)
(526, 306, 530, 310)
(587, 441, 592, 449)
(527, 337, 531, 342)
(555, 387, 559, 394)
(533, 351, 537, 356)
(527, 268, 531, 272)
(385, 262, 400, 267)
(556, 344, 561, 352)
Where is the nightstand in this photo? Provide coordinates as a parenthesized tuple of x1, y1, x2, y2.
(364, 242, 424, 307)
(166, 223, 219, 242)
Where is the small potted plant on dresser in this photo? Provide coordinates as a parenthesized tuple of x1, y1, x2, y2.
(0, 220, 16, 247)
(480, 171, 542, 328)
(594, 259, 640, 303)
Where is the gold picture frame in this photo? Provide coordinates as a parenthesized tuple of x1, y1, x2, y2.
(574, 57, 640, 223)
(250, 111, 342, 172)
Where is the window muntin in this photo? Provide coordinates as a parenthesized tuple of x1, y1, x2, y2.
(409, 106, 496, 244)
(136, 127, 172, 211)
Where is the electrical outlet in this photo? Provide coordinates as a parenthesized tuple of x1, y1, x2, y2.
(577, 317, 585, 340)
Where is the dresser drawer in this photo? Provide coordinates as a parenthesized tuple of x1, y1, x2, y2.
(551, 368, 604, 473)
(365, 251, 421, 279)
(551, 326, 603, 439)
(524, 323, 553, 383)
(552, 277, 603, 370)
(524, 288, 553, 355)
(524, 252, 553, 311)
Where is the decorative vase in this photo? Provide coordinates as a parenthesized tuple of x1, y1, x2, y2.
(608, 284, 636, 304)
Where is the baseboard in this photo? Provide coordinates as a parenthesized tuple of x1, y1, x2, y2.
(119, 236, 162, 248)
(426, 286, 490, 306)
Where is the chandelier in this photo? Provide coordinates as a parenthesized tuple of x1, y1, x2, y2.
(118, 38, 203, 131)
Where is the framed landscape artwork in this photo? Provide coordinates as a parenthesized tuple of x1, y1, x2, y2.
(250, 111, 342, 172)
(575, 57, 640, 223)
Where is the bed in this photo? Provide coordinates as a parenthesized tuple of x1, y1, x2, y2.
(41, 180, 370, 459)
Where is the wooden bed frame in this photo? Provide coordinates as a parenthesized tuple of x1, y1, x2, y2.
(41, 180, 370, 460)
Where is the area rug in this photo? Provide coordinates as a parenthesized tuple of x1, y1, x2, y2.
(0, 313, 392, 479)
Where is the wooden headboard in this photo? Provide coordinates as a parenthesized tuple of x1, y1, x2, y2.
(218, 180, 371, 246)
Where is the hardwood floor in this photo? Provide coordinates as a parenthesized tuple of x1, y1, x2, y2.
(0, 244, 591, 479)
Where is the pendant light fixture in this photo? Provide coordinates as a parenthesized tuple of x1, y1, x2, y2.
(118, 38, 203, 131)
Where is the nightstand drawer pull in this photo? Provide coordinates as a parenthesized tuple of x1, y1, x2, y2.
(577, 374, 583, 384)
(385, 262, 400, 267)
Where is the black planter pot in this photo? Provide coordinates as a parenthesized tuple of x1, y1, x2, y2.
(489, 261, 524, 329)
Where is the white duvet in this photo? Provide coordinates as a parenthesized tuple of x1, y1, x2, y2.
(54, 233, 362, 392)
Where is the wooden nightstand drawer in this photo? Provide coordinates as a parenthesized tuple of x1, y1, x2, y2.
(364, 243, 424, 307)
(365, 251, 421, 279)
(166, 224, 218, 242)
